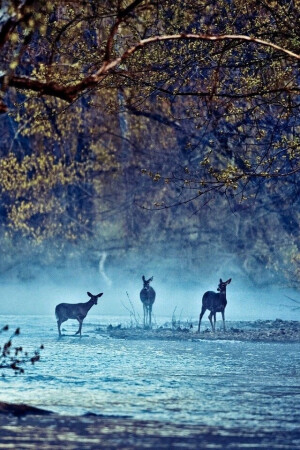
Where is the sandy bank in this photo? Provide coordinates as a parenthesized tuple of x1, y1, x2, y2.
(0, 402, 299, 449)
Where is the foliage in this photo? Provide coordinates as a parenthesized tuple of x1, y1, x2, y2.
(0, 1, 299, 287)
(0, 325, 43, 375)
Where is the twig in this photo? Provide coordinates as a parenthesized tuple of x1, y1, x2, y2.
(284, 295, 300, 305)
(121, 291, 141, 326)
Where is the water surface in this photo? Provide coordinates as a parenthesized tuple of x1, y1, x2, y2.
(0, 314, 299, 432)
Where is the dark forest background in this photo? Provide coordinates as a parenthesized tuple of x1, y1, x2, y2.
(0, 0, 299, 292)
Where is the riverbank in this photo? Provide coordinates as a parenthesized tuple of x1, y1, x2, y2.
(0, 402, 299, 449)
(105, 319, 300, 343)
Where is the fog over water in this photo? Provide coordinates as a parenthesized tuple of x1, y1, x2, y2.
(0, 262, 299, 322)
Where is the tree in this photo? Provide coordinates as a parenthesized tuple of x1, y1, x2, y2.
(1, 1, 299, 201)
(0, 1, 299, 286)
(1, 1, 299, 101)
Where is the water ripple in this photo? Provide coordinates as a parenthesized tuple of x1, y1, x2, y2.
(0, 315, 299, 431)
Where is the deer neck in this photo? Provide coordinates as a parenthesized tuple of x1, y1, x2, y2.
(85, 299, 95, 312)
(219, 290, 226, 300)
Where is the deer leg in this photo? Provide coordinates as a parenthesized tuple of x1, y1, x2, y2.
(75, 318, 83, 336)
(221, 310, 226, 331)
(149, 305, 152, 328)
(198, 306, 206, 332)
(208, 312, 214, 332)
(57, 320, 62, 337)
(57, 318, 67, 337)
(213, 313, 216, 332)
(79, 320, 83, 337)
(144, 304, 148, 328)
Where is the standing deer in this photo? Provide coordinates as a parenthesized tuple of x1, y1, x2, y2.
(198, 278, 231, 333)
(55, 292, 103, 337)
(140, 276, 156, 328)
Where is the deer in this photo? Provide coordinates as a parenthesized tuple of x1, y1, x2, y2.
(140, 276, 156, 328)
(197, 278, 231, 333)
(55, 292, 103, 337)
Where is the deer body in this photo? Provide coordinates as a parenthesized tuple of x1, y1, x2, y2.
(198, 279, 231, 333)
(55, 292, 103, 337)
(140, 276, 156, 328)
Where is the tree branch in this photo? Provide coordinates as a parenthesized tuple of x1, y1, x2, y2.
(98, 32, 300, 78)
(103, 0, 146, 62)
(0, 0, 35, 50)
(3, 31, 300, 102)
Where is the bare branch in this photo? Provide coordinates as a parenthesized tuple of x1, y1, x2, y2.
(104, 0, 146, 62)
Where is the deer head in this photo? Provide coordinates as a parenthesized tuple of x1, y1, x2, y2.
(87, 292, 103, 305)
(142, 276, 153, 289)
(217, 278, 231, 293)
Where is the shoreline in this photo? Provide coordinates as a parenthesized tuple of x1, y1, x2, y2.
(105, 319, 300, 343)
(0, 402, 299, 449)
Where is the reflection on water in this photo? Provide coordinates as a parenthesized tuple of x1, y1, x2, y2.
(0, 315, 299, 431)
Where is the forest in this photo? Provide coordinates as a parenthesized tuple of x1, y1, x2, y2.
(0, 0, 299, 290)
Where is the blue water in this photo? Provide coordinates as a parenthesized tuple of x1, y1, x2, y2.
(0, 314, 299, 432)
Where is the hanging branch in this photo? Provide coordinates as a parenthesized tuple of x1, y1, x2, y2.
(0, 325, 43, 375)
(2, 31, 300, 103)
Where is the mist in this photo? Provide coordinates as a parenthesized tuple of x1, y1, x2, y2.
(0, 259, 299, 322)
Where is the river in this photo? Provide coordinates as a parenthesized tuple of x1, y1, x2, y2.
(0, 314, 299, 434)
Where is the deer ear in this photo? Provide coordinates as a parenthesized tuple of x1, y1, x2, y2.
(87, 292, 92, 297)
(219, 279, 222, 283)
(97, 293, 103, 298)
(227, 278, 232, 284)
(150, 276, 153, 281)
(142, 275, 145, 281)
